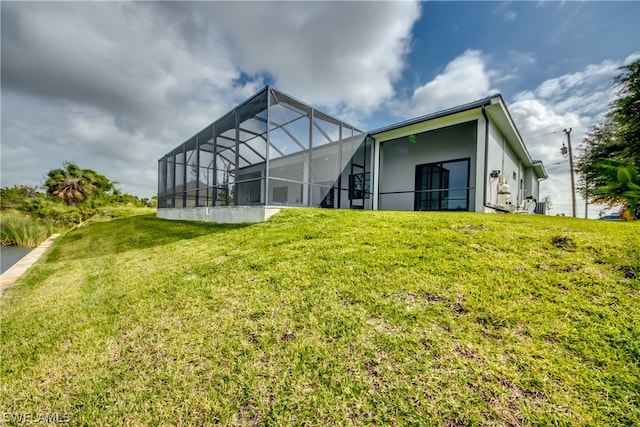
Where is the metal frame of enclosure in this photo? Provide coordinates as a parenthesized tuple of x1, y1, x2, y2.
(158, 87, 374, 210)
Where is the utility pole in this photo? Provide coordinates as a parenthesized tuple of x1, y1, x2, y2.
(563, 128, 577, 218)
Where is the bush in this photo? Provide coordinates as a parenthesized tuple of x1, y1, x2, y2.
(21, 198, 85, 227)
(0, 211, 55, 247)
(0, 186, 42, 210)
(1, 164, 156, 246)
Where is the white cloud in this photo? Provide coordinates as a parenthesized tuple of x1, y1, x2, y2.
(205, 2, 420, 113)
(534, 60, 620, 100)
(1, 0, 635, 219)
(492, 2, 518, 22)
(505, 11, 518, 21)
(408, 50, 497, 115)
(2, 2, 243, 126)
(401, 49, 635, 217)
(0, 1, 421, 197)
(625, 52, 640, 65)
(491, 51, 536, 85)
(509, 56, 639, 217)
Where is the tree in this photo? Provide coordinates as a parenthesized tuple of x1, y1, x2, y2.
(592, 159, 640, 220)
(577, 122, 622, 202)
(611, 59, 640, 163)
(0, 185, 42, 210)
(576, 59, 640, 219)
(44, 162, 113, 206)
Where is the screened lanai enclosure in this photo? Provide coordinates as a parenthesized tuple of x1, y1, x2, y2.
(158, 87, 373, 212)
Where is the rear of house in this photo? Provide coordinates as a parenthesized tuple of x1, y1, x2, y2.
(371, 95, 547, 213)
(157, 87, 546, 223)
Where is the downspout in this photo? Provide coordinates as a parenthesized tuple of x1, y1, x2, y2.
(481, 105, 508, 211)
(502, 137, 506, 178)
(481, 106, 490, 208)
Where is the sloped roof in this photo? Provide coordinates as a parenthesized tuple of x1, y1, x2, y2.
(368, 96, 494, 135)
(369, 94, 547, 180)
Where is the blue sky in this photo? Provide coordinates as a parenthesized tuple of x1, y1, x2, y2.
(414, 1, 637, 89)
(1, 1, 638, 217)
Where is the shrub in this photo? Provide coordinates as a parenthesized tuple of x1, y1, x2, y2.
(0, 212, 55, 247)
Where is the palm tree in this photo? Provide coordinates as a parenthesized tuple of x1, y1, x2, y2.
(44, 162, 111, 206)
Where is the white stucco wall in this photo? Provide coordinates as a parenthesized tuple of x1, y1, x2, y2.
(378, 118, 477, 211)
(485, 122, 524, 207)
(378, 121, 478, 211)
(157, 206, 281, 223)
(523, 168, 540, 201)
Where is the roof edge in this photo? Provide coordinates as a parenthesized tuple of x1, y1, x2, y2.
(368, 95, 498, 135)
(532, 160, 548, 180)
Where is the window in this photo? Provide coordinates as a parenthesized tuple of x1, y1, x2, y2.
(273, 186, 288, 203)
(349, 172, 370, 200)
(415, 159, 470, 211)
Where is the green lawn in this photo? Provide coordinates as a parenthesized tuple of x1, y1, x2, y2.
(1, 209, 638, 425)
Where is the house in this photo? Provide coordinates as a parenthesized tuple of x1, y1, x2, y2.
(157, 86, 547, 223)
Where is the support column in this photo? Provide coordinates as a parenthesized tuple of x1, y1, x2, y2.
(337, 123, 343, 208)
(234, 110, 240, 206)
(305, 108, 314, 206)
(265, 88, 271, 206)
(195, 134, 200, 207)
(212, 123, 217, 206)
(182, 144, 187, 208)
(372, 138, 380, 210)
(303, 156, 310, 206)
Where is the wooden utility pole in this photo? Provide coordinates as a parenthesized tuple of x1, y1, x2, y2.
(563, 128, 577, 218)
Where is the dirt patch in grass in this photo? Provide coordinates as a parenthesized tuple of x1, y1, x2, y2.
(550, 235, 577, 251)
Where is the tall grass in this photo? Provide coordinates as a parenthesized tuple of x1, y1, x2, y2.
(0, 207, 155, 248)
(0, 212, 55, 247)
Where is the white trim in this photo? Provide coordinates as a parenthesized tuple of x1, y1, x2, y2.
(372, 109, 481, 143)
(158, 206, 281, 223)
(372, 138, 381, 210)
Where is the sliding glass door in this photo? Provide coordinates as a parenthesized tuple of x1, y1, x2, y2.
(415, 158, 470, 211)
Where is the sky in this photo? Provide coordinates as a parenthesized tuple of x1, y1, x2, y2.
(1, 1, 638, 217)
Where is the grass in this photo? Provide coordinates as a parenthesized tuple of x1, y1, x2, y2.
(1, 209, 639, 425)
(0, 207, 155, 248)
